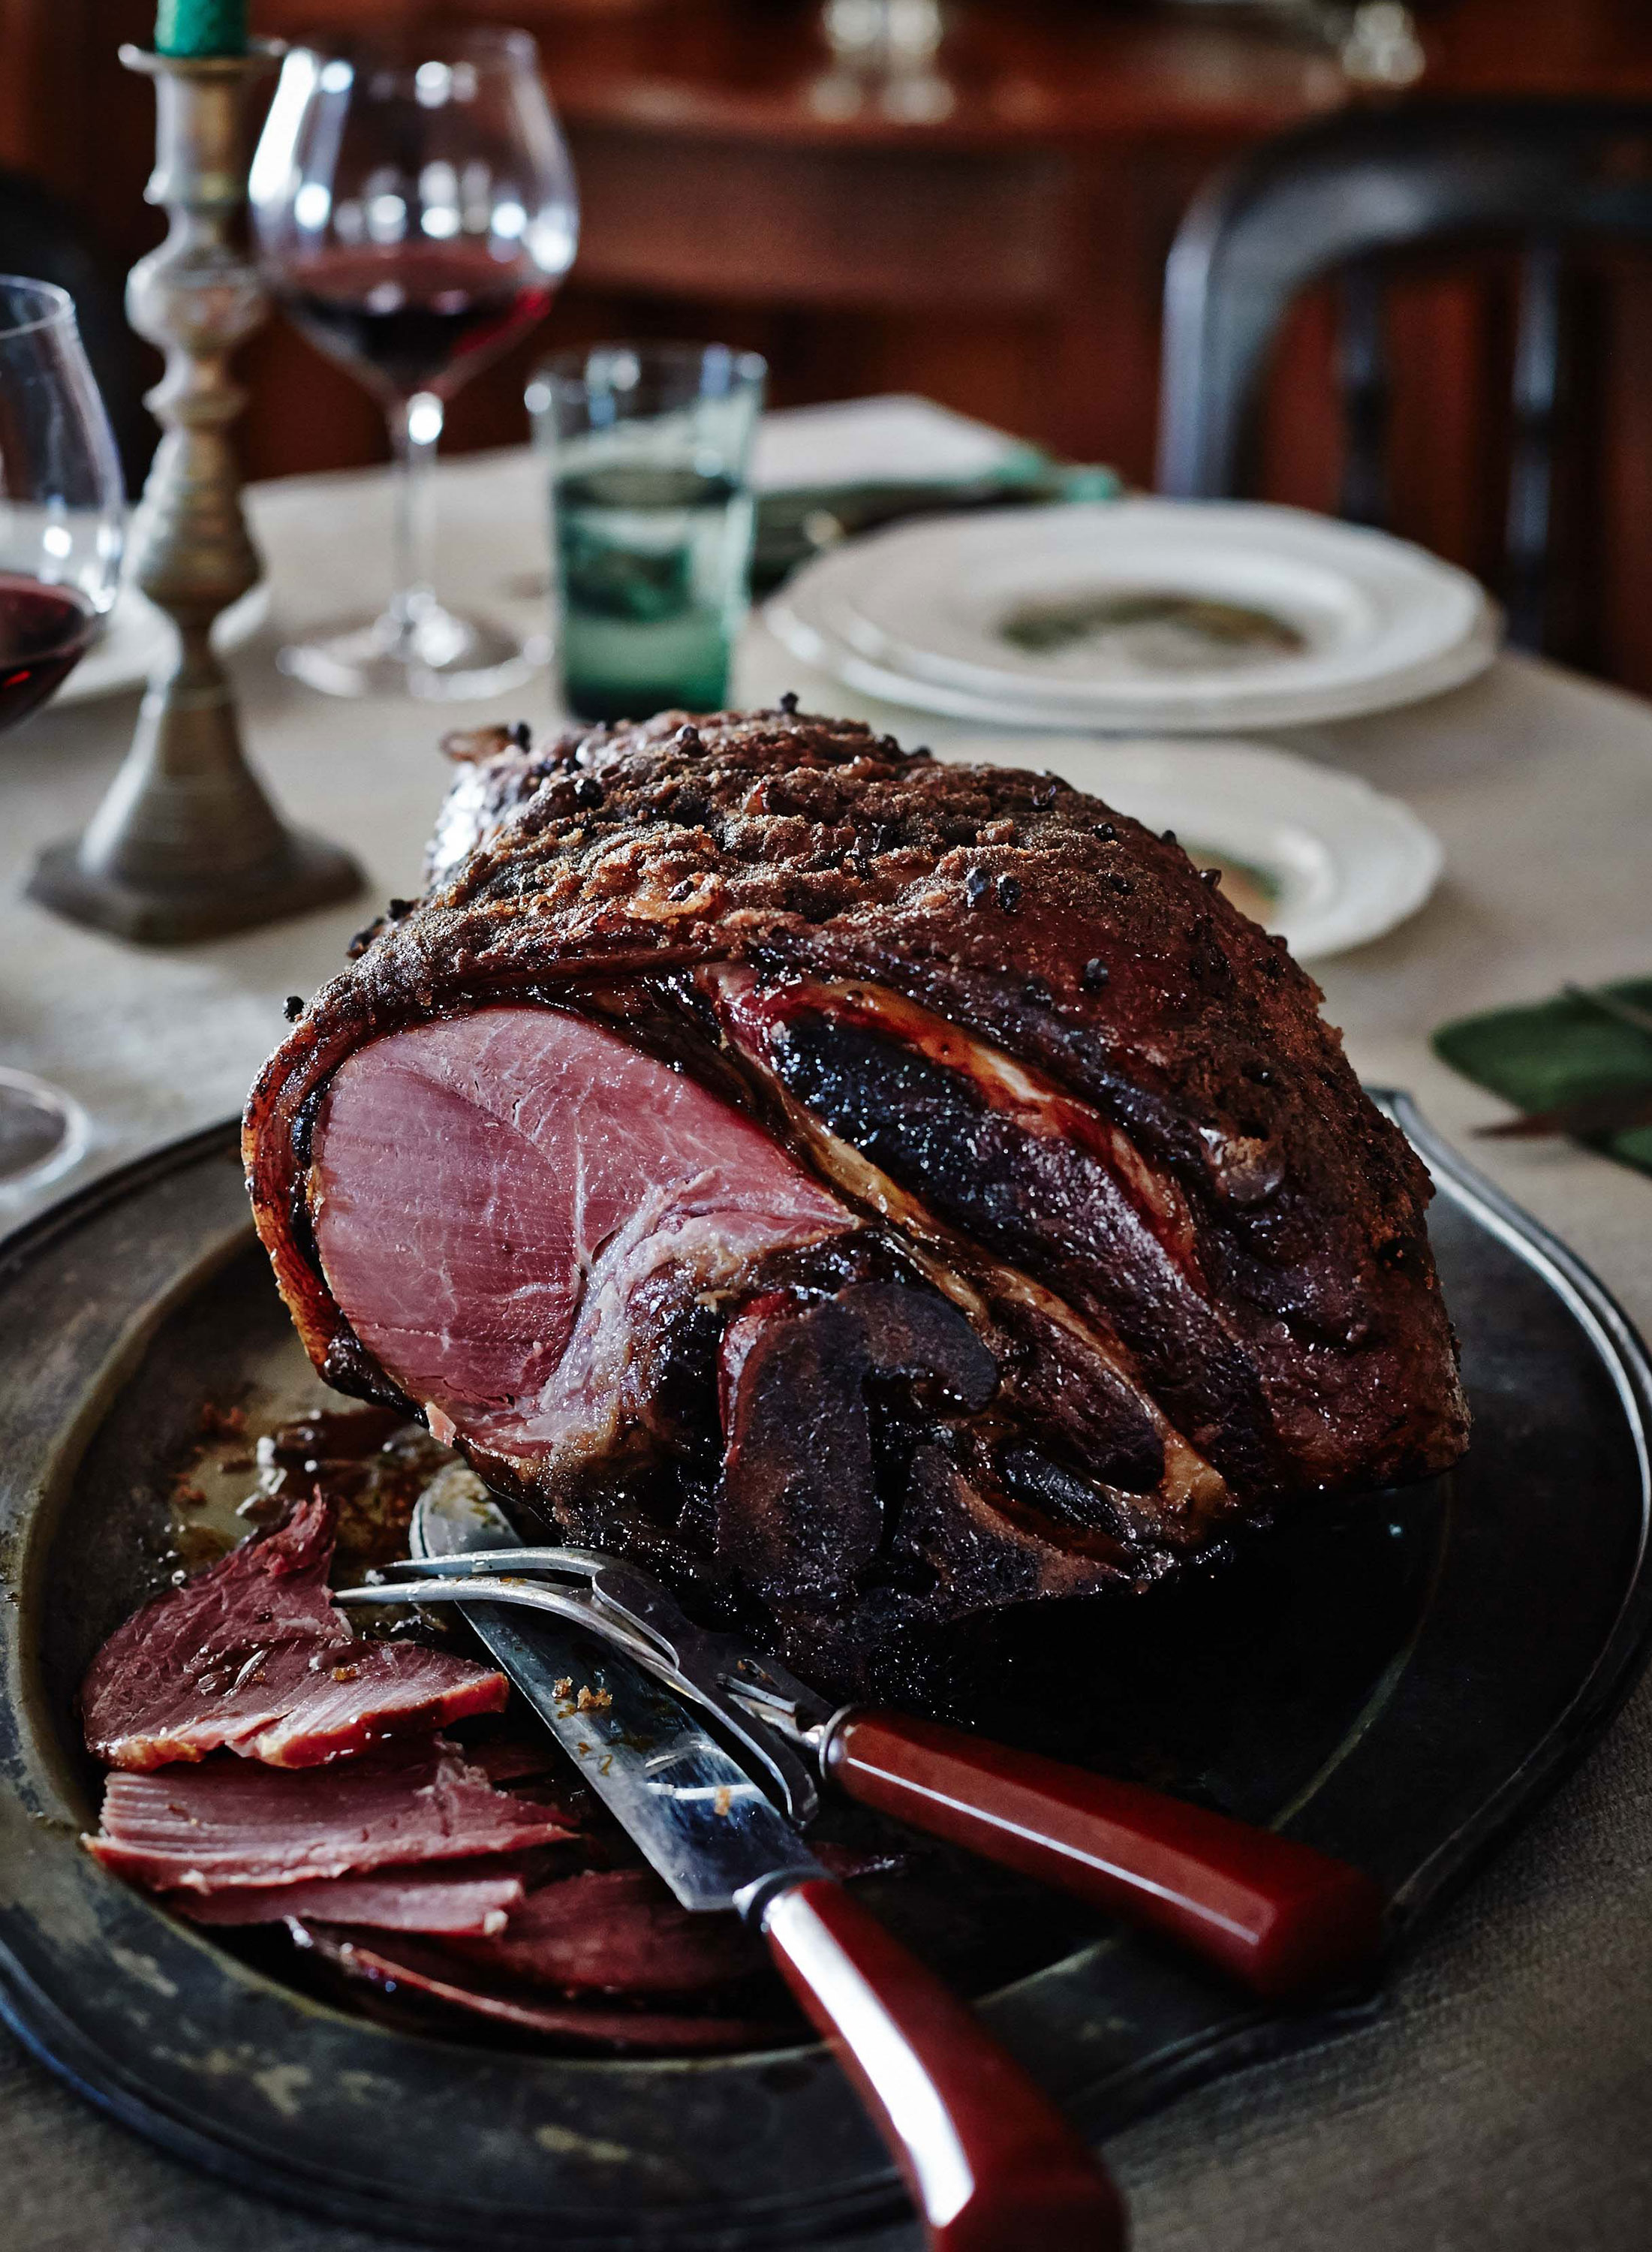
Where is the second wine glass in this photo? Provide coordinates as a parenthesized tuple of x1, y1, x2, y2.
(251, 26, 579, 700)
(0, 276, 123, 1193)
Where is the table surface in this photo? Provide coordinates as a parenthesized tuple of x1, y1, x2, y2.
(5, 448, 1652, 2252)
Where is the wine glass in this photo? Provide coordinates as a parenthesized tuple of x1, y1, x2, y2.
(250, 25, 579, 700)
(0, 276, 123, 1195)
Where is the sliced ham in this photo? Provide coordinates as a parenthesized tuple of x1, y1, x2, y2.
(441, 1868, 761, 1995)
(175, 1865, 526, 1937)
(310, 1007, 852, 1457)
(465, 1733, 564, 1787)
(299, 1923, 784, 2055)
(80, 1495, 506, 1771)
(84, 1738, 573, 1892)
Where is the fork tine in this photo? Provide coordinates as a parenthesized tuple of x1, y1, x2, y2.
(334, 1579, 669, 1674)
(389, 1541, 836, 1737)
(336, 1579, 820, 1823)
(384, 1546, 629, 1580)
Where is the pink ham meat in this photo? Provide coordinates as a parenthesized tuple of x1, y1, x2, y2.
(175, 1865, 527, 1937)
(441, 1868, 761, 1995)
(297, 1924, 783, 2055)
(310, 1007, 852, 1458)
(83, 1737, 573, 1892)
(80, 1496, 507, 1771)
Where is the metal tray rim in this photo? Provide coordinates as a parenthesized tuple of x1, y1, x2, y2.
(2, 1100, 1649, 2249)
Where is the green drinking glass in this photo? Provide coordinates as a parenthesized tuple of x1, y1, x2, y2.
(528, 343, 766, 723)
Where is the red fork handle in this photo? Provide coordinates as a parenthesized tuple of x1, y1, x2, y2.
(756, 1875, 1125, 2252)
(822, 1708, 1386, 2002)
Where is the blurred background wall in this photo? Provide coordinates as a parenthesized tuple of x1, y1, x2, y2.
(7, 0, 1652, 685)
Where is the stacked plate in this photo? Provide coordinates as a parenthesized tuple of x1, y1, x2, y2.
(768, 498, 1500, 731)
(1020, 739, 1443, 961)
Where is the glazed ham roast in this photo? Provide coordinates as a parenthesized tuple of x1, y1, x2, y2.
(245, 707, 1468, 1699)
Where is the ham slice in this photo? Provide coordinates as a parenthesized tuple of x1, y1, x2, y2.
(298, 1922, 784, 2054)
(84, 1738, 573, 1892)
(441, 1868, 760, 1995)
(80, 1496, 507, 1771)
(175, 1865, 526, 1937)
(465, 1733, 564, 1787)
(310, 1007, 851, 1456)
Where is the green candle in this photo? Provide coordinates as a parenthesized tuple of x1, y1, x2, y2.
(155, 0, 247, 57)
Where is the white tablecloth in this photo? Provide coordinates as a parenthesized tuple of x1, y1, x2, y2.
(5, 447, 1652, 2251)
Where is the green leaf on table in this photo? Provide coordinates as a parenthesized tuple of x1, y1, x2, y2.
(1433, 980, 1652, 1175)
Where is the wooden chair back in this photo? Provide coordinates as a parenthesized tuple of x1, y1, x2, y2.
(1157, 101, 1652, 651)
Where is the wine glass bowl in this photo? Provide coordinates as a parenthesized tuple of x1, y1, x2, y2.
(0, 275, 122, 1193)
(251, 26, 579, 700)
(0, 277, 122, 729)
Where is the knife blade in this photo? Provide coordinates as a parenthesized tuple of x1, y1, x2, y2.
(410, 1468, 821, 1913)
(405, 1468, 1126, 2252)
(380, 1531, 1386, 2001)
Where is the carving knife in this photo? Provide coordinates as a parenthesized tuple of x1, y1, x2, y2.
(402, 1473, 1126, 2252)
(358, 1508, 1389, 2003)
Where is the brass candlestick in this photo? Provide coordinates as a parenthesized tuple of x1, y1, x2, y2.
(29, 41, 363, 945)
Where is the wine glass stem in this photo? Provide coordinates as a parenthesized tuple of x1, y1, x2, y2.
(387, 390, 444, 652)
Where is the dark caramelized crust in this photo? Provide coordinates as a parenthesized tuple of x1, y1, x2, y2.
(244, 708, 1467, 1696)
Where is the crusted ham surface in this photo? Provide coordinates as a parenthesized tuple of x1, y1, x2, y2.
(80, 1496, 507, 1770)
(245, 707, 1468, 1699)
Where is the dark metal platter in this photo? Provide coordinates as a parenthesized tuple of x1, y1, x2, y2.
(2, 1094, 1648, 2251)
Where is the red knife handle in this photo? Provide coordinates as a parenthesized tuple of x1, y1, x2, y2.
(821, 1708, 1386, 2002)
(756, 1875, 1125, 2252)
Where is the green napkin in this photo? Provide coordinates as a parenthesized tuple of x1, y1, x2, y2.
(1432, 980, 1652, 1173)
(753, 453, 1121, 592)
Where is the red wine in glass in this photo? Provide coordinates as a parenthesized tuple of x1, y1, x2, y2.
(0, 574, 98, 730)
(251, 26, 579, 700)
(0, 276, 123, 1193)
(276, 244, 554, 402)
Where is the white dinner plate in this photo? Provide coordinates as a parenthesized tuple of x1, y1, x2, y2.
(58, 577, 272, 705)
(770, 501, 1500, 731)
(962, 736, 1443, 960)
